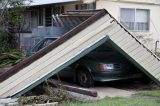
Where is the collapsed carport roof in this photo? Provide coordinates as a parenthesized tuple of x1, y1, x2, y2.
(0, 9, 160, 98)
(0, 10, 100, 83)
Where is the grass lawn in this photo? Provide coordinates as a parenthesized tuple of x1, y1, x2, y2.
(136, 90, 160, 97)
(60, 97, 160, 106)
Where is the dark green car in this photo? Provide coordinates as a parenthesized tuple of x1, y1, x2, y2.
(28, 37, 141, 87)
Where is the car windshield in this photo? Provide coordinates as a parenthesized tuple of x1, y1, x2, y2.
(40, 39, 54, 48)
(85, 43, 124, 61)
(31, 38, 57, 52)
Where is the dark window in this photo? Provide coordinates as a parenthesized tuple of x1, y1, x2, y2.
(75, 4, 78, 10)
(45, 7, 52, 26)
(61, 6, 64, 14)
(32, 38, 57, 52)
(38, 7, 43, 26)
(75, 3, 95, 10)
(52, 6, 61, 15)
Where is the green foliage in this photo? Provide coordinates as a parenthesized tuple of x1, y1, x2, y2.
(0, 0, 30, 52)
(0, 49, 21, 68)
(60, 97, 160, 106)
(19, 95, 50, 105)
(136, 90, 160, 97)
(0, 30, 17, 53)
(5, 1, 27, 31)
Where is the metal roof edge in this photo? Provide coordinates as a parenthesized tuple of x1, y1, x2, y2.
(28, 1, 80, 7)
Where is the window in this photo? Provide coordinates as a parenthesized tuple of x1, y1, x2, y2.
(75, 4, 87, 10)
(75, 3, 95, 10)
(45, 7, 52, 26)
(120, 8, 150, 31)
(43, 6, 64, 27)
(38, 8, 44, 26)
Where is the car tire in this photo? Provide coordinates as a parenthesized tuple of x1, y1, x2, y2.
(77, 68, 94, 88)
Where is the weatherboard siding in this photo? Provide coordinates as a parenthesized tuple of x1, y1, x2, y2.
(0, 14, 109, 89)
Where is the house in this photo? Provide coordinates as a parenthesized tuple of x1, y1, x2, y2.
(22, 0, 160, 52)
(20, 0, 95, 49)
(82, 0, 160, 51)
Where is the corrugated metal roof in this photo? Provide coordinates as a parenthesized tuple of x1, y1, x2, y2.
(29, 0, 79, 6)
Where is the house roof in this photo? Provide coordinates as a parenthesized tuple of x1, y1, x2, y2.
(29, 0, 80, 6)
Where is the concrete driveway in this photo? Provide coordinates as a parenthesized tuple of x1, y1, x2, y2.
(50, 79, 135, 100)
(90, 87, 134, 99)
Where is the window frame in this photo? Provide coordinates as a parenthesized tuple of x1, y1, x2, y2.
(120, 8, 150, 32)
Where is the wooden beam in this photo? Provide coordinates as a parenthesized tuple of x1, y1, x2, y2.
(48, 79, 98, 97)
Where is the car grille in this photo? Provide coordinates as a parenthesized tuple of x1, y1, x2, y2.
(113, 63, 121, 69)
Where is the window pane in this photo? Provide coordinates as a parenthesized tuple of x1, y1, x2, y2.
(121, 8, 135, 22)
(52, 6, 61, 15)
(135, 9, 149, 31)
(120, 8, 149, 31)
(135, 22, 149, 31)
(136, 9, 148, 22)
(120, 8, 135, 30)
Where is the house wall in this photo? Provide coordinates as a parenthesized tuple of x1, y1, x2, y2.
(20, 3, 78, 50)
(24, 2, 94, 32)
(19, 2, 95, 50)
(103, 0, 160, 4)
(24, 3, 77, 31)
(96, 0, 160, 51)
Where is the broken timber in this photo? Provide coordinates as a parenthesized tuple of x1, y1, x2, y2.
(0, 9, 160, 98)
(48, 79, 98, 97)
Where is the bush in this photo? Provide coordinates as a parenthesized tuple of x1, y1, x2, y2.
(0, 30, 18, 53)
(0, 49, 21, 68)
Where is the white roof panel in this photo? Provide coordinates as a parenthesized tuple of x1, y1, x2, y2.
(29, 0, 79, 6)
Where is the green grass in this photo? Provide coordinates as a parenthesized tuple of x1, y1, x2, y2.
(60, 97, 160, 106)
(136, 90, 160, 97)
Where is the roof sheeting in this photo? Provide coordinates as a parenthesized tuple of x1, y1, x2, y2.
(0, 10, 105, 98)
(29, 0, 79, 6)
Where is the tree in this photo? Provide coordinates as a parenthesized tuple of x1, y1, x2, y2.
(0, 0, 31, 53)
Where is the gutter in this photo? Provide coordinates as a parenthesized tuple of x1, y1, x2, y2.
(96, 0, 160, 5)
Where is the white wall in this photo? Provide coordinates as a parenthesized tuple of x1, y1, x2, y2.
(105, 0, 160, 4)
(96, 0, 160, 51)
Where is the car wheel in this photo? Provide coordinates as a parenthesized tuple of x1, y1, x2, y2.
(77, 68, 94, 87)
